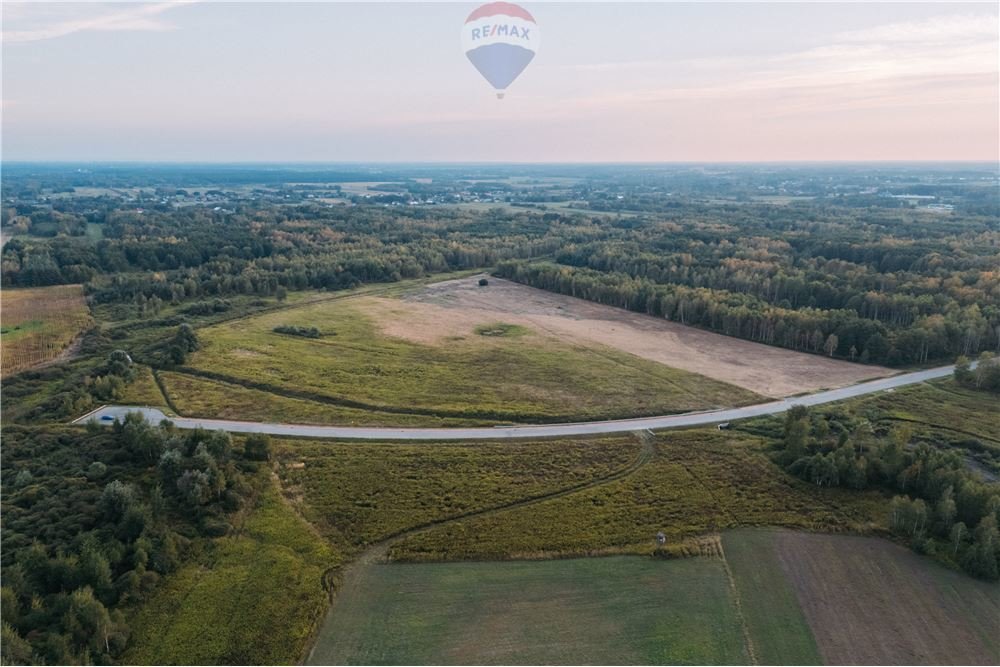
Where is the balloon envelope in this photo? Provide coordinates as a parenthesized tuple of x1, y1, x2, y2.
(461, 2, 539, 95)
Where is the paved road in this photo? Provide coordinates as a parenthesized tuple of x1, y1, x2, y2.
(73, 364, 961, 440)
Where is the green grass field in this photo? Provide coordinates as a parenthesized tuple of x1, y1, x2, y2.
(721, 530, 822, 665)
(185, 296, 760, 424)
(124, 417, 995, 665)
(310, 528, 1000, 666)
(309, 556, 750, 665)
(125, 436, 643, 664)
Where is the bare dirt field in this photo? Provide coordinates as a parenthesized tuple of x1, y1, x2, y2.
(367, 275, 892, 398)
(773, 531, 1000, 665)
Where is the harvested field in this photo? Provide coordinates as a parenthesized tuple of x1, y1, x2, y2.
(391, 275, 892, 398)
(1, 284, 91, 377)
(771, 530, 1000, 665)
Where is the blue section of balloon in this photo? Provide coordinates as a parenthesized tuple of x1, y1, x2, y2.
(465, 44, 535, 91)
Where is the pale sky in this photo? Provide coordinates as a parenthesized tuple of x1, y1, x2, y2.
(2, 2, 998, 162)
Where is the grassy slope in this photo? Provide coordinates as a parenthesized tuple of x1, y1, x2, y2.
(309, 557, 748, 666)
(124, 482, 337, 665)
(186, 296, 760, 423)
(390, 430, 885, 561)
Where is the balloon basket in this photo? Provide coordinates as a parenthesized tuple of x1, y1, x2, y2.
(496, 92, 505, 99)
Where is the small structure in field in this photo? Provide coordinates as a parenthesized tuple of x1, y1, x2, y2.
(478, 278, 489, 287)
(717, 422, 730, 430)
(656, 532, 666, 545)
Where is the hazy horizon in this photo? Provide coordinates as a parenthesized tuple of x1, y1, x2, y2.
(5, 159, 999, 166)
(3, 2, 998, 162)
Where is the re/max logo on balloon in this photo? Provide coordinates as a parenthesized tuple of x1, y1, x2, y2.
(461, 2, 540, 99)
(469, 24, 532, 41)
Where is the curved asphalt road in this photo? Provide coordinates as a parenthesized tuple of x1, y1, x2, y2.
(73, 364, 962, 440)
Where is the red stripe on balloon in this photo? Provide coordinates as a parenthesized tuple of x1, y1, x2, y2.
(465, 2, 536, 24)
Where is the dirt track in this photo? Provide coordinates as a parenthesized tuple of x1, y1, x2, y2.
(368, 275, 892, 398)
(774, 531, 1000, 665)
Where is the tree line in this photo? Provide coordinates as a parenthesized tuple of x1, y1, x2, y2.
(496, 260, 996, 366)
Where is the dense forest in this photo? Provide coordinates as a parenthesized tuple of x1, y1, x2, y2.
(4, 177, 998, 367)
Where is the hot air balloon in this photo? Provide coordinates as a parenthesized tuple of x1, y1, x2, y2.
(461, 2, 539, 98)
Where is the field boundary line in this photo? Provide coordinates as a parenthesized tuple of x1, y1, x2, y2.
(169, 367, 522, 421)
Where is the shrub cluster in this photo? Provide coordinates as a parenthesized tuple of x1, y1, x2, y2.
(273, 325, 321, 338)
(777, 405, 1000, 580)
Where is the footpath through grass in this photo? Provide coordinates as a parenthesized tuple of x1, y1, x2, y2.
(389, 431, 885, 561)
(277, 436, 642, 550)
(721, 530, 822, 665)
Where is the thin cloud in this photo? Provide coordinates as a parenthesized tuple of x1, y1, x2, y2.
(546, 12, 997, 115)
(3, 2, 194, 43)
(835, 13, 998, 45)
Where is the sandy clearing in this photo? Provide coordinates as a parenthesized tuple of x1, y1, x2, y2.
(773, 531, 999, 665)
(361, 275, 892, 398)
